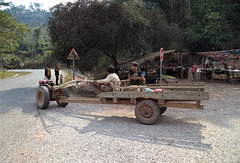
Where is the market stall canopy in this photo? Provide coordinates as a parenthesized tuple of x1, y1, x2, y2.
(197, 49, 240, 59)
(118, 50, 186, 68)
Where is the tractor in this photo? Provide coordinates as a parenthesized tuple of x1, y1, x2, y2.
(36, 80, 72, 109)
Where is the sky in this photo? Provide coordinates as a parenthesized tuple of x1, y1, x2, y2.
(5, 0, 76, 10)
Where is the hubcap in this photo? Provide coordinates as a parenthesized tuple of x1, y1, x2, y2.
(141, 107, 153, 118)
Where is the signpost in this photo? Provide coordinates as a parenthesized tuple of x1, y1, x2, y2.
(20, 62, 24, 73)
(160, 48, 164, 85)
(67, 48, 80, 80)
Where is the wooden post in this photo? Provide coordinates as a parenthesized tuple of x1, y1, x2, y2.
(227, 50, 229, 70)
(73, 55, 75, 80)
(202, 56, 205, 67)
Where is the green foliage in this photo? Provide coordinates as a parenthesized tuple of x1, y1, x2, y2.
(0, 53, 22, 69)
(1, 0, 239, 70)
(180, 0, 240, 52)
(5, 3, 49, 28)
(0, 10, 27, 53)
(49, 0, 177, 72)
(0, 2, 54, 69)
(0, 69, 16, 79)
(12, 24, 54, 68)
(143, 0, 240, 54)
(145, 7, 180, 51)
(0, 2, 28, 68)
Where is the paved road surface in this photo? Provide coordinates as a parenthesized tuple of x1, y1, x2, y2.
(0, 70, 239, 162)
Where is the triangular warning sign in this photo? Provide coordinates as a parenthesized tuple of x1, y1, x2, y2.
(67, 48, 80, 60)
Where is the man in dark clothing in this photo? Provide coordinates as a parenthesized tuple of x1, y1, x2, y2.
(128, 62, 146, 85)
(55, 66, 60, 85)
(45, 64, 51, 80)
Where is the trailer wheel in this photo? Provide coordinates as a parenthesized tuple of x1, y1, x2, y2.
(160, 107, 167, 115)
(36, 86, 50, 109)
(135, 100, 160, 125)
(56, 88, 70, 107)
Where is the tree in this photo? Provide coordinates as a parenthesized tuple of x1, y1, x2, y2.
(0, 1, 27, 68)
(0, 10, 27, 53)
(144, 6, 181, 52)
(49, 0, 150, 71)
(5, 2, 49, 28)
(14, 25, 54, 68)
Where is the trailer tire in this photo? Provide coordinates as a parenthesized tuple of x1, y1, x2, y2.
(135, 100, 160, 125)
(160, 107, 167, 115)
(36, 86, 50, 109)
(56, 88, 70, 107)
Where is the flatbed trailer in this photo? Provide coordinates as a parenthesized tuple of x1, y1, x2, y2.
(36, 80, 209, 125)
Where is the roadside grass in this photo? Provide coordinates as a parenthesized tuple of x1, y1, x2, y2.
(0, 70, 31, 79)
(62, 69, 73, 82)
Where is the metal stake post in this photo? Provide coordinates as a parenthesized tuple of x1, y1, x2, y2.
(160, 59, 162, 85)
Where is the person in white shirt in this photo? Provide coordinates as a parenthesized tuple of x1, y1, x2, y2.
(96, 65, 120, 91)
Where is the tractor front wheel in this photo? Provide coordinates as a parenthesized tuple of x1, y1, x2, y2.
(36, 86, 50, 109)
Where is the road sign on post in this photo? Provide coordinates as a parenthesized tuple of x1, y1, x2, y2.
(20, 62, 24, 73)
(160, 48, 164, 61)
(67, 48, 80, 80)
(160, 48, 164, 85)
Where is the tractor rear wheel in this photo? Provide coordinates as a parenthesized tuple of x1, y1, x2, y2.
(135, 100, 160, 125)
(36, 86, 50, 109)
(56, 88, 70, 107)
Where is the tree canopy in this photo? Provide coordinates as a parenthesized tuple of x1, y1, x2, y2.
(1, 0, 239, 70)
(0, 3, 27, 53)
(49, 0, 178, 71)
(0, 1, 28, 68)
(5, 2, 49, 28)
(1, 1, 53, 69)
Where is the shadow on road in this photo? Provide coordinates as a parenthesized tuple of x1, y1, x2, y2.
(0, 86, 214, 152)
(0, 87, 38, 114)
(38, 105, 212, 152)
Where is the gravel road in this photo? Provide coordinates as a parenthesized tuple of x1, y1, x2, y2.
(0, 70, 239, 162)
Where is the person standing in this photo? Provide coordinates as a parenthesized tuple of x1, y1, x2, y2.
(192, 62, 197, 81)
(45, 64, 51, 80)
(55, 66, 60, 85)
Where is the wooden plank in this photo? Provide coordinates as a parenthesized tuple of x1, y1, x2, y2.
(61, 98, 102, 104)
(113, 97, 117, 103)
(163, 91, 209, 100)
(158, 99, 164, 105)
(133, 98, 137, 104)
(97, 91, 209, 100)
(119, 85, 205, 89)
(60, 98, 204, 109)
(161, 103, 204, 110)
(148, 82, 205, 86)
(118, 86, 206, 92)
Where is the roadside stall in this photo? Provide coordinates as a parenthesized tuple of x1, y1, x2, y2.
(197, 49, 240, 83)
(117, 50, 187, 83)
